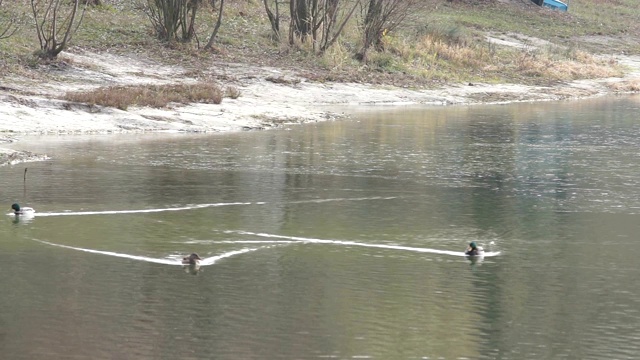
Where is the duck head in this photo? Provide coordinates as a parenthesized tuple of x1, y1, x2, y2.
(11, 203, 21, 213)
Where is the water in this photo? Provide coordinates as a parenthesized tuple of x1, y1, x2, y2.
(1, 95, 640, 359)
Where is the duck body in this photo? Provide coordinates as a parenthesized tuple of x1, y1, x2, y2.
(465, 242, 484, 256)
(182, 253, 202, 265)
(465, 246, 484, 256)
(11, 203, 35, 216)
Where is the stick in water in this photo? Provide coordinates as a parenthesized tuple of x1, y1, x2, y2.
(23, 168, 28, 200)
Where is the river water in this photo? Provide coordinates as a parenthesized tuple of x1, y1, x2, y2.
(2, 95, 640, 359)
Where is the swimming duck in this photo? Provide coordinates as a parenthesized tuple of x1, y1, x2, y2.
(182, 253, 202, 265)
(465, 242, 484, 256)
(11, 203, 35, 215)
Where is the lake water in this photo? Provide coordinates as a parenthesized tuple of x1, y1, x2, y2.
(2, 95, 640, 359)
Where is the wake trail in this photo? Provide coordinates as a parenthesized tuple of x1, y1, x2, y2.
(225, 230, 501, 257)
(31, 239, 264, 266)
(21, 196, 398, 217)
(289, 196, 398, 204)
(32, 202, 252, 217)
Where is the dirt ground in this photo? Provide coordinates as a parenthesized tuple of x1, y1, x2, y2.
(1, 33, 639, 165)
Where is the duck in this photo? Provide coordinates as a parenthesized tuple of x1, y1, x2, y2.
(11, 203, 35, 215)
(465, 241, 484, 256)
(182, 253, 203, 265)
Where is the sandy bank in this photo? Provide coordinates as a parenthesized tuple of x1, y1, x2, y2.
(1, 47, 639, 165)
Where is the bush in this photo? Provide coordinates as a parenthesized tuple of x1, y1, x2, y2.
(225, 85, 241, 99)
(64, 83, 223, 110)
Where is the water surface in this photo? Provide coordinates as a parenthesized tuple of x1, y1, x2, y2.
(2, 95, 640, 359)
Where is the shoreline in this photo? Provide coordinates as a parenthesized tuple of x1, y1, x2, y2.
(1, 50, 640, 165)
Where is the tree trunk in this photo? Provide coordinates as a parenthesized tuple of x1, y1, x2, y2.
(204, 0, 224, 49)
(358, 0, 419, 62)
(263, 0, 280, 40)
(290, 0, 310, 43)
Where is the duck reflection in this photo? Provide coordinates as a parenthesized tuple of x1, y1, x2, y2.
(466, 255, 484, 267)
(183, 263, 202, 275)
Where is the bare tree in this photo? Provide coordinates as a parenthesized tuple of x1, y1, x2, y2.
(319, 0, 359, 52)
(145, 0, 201, 42)
(289, 0, 311, 44)
(358, 0, 421, 62)
(0, 0, 19, 40)
(263, 0, 280, 40)
(204, 0, 224, 50)
(287, 0, 360, 53)
(31, 0, 87, 59)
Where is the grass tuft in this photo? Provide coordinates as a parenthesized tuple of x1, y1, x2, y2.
(64, 83, 223, 110)
(608, 78, 640, 92)
(225, 85, 241, 99)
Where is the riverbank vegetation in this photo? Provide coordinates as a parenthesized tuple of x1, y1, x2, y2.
(63, 83, 228, 110)
(1, 0, 638, 109)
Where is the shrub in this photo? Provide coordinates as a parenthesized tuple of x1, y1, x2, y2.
(64, 83, 223, 110)
(225, 85, 240, 99)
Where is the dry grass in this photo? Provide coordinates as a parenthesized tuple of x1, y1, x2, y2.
(414, 35, 491, 68)
(608, 78, 640, 92)
(225, 85, 241, 99)
(513, 48, 621, 81)
(320, 41, 355, 71)
(64, 83, 223, 110)
(375, 26, 622, 84)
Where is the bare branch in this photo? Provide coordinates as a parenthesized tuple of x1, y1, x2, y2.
(286, 0, 362, 53)
(31, 0, 87, 59)
(144, 0, 200, 42)
(359, 0, 423, 62)
(0, 3, 18, 40)
(321, 0, 360, 52)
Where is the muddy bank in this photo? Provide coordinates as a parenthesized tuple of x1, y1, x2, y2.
(1, 49, 639, 165)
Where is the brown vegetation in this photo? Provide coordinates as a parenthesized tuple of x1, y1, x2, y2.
(64, 83, 223, 110)
(225, 85, 240, 99)
(608, 78, 640, 92)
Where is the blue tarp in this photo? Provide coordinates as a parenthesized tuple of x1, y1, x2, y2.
(543, 0, 568, 11)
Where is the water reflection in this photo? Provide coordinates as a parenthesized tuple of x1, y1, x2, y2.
(1, 95, 640, 359)
(10, 214, 34, 225)
(183, 263, 201, 275)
